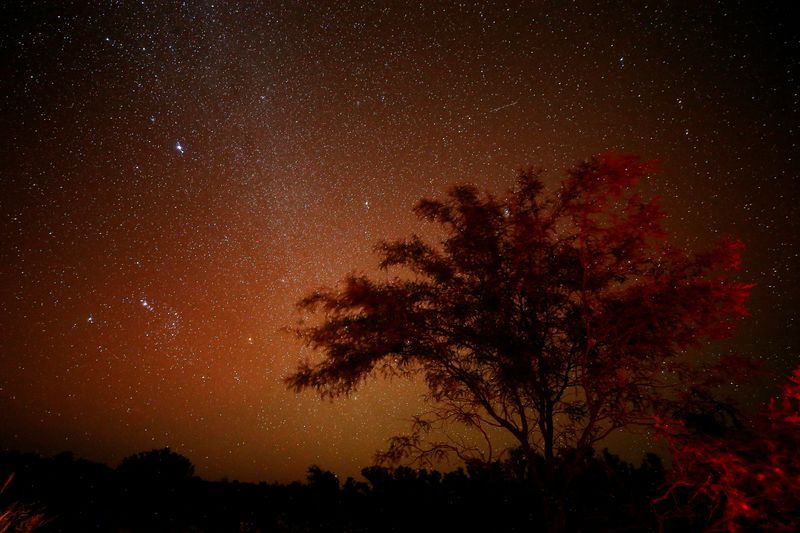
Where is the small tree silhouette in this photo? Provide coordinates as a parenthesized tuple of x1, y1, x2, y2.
(306, 465, 340, 493)
(115, 448, 196, 529)
(117, 448, 195, 482)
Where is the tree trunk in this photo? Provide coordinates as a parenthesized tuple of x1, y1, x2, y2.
(540, 401, 565, 533)
(543, 401, 554, 463)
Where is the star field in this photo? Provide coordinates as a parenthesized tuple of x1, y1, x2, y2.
(1, 1, 797, 482)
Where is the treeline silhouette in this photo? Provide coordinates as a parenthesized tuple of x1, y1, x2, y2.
(1, 447, 666, 532)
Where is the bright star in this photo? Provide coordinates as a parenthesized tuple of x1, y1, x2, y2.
(175, 141, 184, 154)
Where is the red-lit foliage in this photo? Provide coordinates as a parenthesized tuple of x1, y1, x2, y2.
(655, 367, 800, 532)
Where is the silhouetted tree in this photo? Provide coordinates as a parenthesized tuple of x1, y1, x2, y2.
(303, 465, 341, 529)
(287, 154, 752, 477)
(655, 366, 800, 532)
(116, 447, 197, 530)
(117, 447, 195, 482)
(306, 465, 339, 490)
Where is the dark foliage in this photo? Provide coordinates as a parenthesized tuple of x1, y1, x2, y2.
(0, 447, 667, 532)
(117, 448, 195, 481)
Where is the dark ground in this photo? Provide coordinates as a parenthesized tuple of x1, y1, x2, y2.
(0, 447, 676, 532)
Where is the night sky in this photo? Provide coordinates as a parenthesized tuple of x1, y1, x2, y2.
(1, 1, 797, 483)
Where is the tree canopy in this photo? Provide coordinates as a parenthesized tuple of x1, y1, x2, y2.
(286, 154, 752, 467)
(117, 447, 195, 482)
